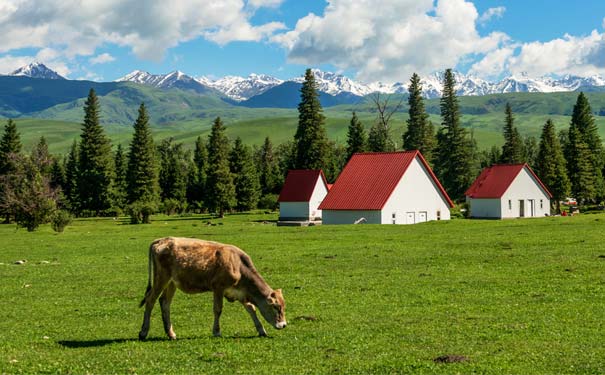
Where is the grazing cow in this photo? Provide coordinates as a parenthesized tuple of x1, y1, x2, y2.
(139, 237, 286, 339)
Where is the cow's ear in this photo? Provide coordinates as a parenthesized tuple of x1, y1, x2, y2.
(276, 288, 283, 296)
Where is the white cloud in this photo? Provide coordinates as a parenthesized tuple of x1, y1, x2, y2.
(0, 48, 69, 76)
(89, 53, 115, 65)
(0, 0, 284, 61)
(469, 46, 516, 78)
(478, 6, 505, 25)
(273, 0, 508, 83)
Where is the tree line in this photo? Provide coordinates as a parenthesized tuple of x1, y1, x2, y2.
(0, 68, 603, 230)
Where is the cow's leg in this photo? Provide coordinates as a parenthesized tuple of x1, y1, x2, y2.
(139, 275, 169, 340)
(243, 302, 267, 337)
(212, 290, 224, 337)
(159, 282, 177, 340)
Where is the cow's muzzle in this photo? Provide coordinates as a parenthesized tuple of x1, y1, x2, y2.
(275, 321, 287, 329)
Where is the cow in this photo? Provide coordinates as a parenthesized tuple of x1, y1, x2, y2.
(138, 237, 286, 339)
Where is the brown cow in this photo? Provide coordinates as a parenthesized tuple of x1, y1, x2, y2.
(138, 237, 286, 339)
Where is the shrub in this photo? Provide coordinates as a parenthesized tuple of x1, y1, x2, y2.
(258, 194, 279, 210)
(160, 198, 185, 216)
(51, 210, 72, 233)
(127, 201, 157, 224)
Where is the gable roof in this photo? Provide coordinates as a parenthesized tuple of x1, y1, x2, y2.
(465, 163, 553, 199)
(278, 170, 328, 202)
(318, 150, 453, 210)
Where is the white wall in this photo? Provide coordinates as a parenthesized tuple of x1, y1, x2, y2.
(279, 202, 310, 220)
(379, 157, 451, 224)
(309, 177, 329, 219)
(500, 168, 550, 218)
(468, 198, 501, 218)
(322, 210, 382, 224)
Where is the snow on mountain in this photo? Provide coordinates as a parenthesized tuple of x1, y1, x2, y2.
(116, 70, 215, 95)
(201, 74, 283, 101)
(9, 62, 65, 80)
(291, 69, 374, 97)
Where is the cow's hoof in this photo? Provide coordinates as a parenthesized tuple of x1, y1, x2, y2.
(213, 332, 222, 338)
(138, 332, 148, 341)
(168, 335, 177, 341)
(258, 331, 268, 337)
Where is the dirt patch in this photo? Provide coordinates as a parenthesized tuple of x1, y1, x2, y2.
(433, 355, 469, 364)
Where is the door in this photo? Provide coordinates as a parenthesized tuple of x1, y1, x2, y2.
(519, 200, 524, 217)
(528, 199, 535, 217)
(418, 211, 427, 223)
(406, 212, 415, 224)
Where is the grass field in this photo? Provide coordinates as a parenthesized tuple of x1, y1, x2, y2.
(1, 212, 604, 374)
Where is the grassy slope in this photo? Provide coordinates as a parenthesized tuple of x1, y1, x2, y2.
(0, 213, 604, 374)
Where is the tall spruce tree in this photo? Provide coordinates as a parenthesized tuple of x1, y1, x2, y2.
(77, 88, 114, 215)
(31, 136, 53, 177)
(294, 69, 328, 170)
(403, 73, 435, 162)
(566, 122, 595, 203)
(570, 92, 604, 201)
(346, 111, 367, 160)
(187, 136, 208, 208)
(113, 144, 128, 209)
(206, 117, 235, 217)
(230, 137, 260, 211)
(500, 103, 524, 164)
(0, 119, 22, 175)
(64, 140, 79, 212)
(434, 69, 474, 200)
(126, 103, 158, 205)
(257, 136, 281, 195)
(157, 138, 189, 203)
(536, 119, 570, 213)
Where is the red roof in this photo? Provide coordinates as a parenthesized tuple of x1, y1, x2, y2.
(465, 163, 553, 198)
(318, 151, 453, 210)
(278, 170, 328, 202)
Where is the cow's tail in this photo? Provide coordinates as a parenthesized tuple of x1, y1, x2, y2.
(139, 242, 154, 308)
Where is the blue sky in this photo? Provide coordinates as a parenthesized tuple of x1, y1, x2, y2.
(0, 0, 603, 82)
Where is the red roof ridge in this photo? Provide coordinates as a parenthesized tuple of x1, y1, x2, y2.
(278, 169, 328, 202)
(465, 163, 552, 199)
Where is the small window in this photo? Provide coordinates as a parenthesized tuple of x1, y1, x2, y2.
(392, 212, 396, 224)
(437, 210, 441, 220)
(540, 199, 543, 209)
(392, 212, 396, 219)
(508, 200, 512, 210)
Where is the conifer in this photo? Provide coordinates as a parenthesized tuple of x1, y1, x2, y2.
(536, 119, 570, 213)
(258, 137, 281, 195)
(230, 137, 260, 211)
(205, 117, 235, 217)
(346, 112, 367, 160)
(126, 103, 158, 205)
(500, 103, 524, 164)
(403, 73, 435, 163)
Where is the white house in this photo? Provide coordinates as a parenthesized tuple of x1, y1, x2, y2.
(318, 151, 453, 225)
(278, 170, 329, 221)
(465, 163, 552, 219)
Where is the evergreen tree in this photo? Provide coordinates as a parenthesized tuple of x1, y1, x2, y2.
(78, 88, 114, 215)
(478, 145, 502, 169)
(113, 144, 128, 210)
(187, 136, 208, 209)
(536, 119, 570, 213)
(403, 73, 435, 162)
(257, 136, 281, 195)
(206, 117, 235, 217)
(230, 137, 260, 211)
(64, 140, 79, 212)
(566, 123, 595, 203)
(325, 141, 347, 182)
(31, 136, 53, 177)
(523, 135, 538, 168)
(50, 157, 66, 191)
(570, 92, 604, 200)
(0, 119, 22, 175)
(500, 103, 524, 164)
(346, 111, 367, 160)
(126, 103, 158, 205)
(294, 69, 328, 170)
(434, 69, 474, 200)
(157, 138, 189, 203)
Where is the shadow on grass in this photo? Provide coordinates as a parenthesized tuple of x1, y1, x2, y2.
(58, 334, 266, 348)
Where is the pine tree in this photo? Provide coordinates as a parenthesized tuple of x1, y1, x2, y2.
(31, 136, 53, 177)
(113, 144, 128, 210)
(294, 69, 328, 170)
(434, 69, 474, 200)
(64, 140, 79, 212)
(158, 138, 189, 203)
(566, 123, 595, 203)
(570, 92, 604, 201)
(50, 157, 66, 191)
(403, 73, 435, 162)
(78, 88, 114, 215)
(346, 111, 367, 160)
(500, 103, 524, 164)
(126, 103, 158, 205)
(0, 119, 22, 175)
(206, 117, 235, 217)
(536, 119, 570, 213)
(257, 136, 281, 195)
(187, 136, 208, 208)
(230, 137, 260, 211)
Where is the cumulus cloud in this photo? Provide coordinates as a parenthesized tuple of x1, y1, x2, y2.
(272, 0, 508, 83)
(89, 53, 115, 65)
(0, 0, 285, 61)
(478, 6, 505, 25)
(0, 48, 69, 76)
(471, 30, 605, 78)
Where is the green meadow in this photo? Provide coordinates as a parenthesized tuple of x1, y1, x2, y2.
(1, 213, 604, 374)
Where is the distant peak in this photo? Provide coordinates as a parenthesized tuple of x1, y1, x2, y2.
(10, 62, 65, 80)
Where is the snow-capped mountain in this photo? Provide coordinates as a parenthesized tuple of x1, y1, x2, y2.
(116, 70, 215, 95)
(291, 69, 374, 97)
(201, 74, 283, 101)
(9, 62, 65, 80)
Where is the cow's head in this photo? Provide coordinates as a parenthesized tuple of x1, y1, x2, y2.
(258, 289, 286, 329)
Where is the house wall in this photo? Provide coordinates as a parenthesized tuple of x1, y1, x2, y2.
(468, 198, 501, 218)
(309, 177, 329, 219)
(380, 157, 451, 224)
(279, 202, 310, 220)
(322, 210, 382, 224)
(500, 168, 551, 218)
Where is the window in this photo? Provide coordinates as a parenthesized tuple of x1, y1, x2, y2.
(540, 199, 543, 209)
(508, 200, 512, 210)
(392, 212, 396, 224)
(437, 210, 441, 220)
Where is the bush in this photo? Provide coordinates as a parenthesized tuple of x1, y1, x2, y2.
(160, 198, 186, 216)
(127, 201, 157, 224)
(51, 210, 73, 233)
(258, 194, 279, 210)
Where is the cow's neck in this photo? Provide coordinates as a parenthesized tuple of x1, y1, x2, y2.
(240, 265, 272, 304)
